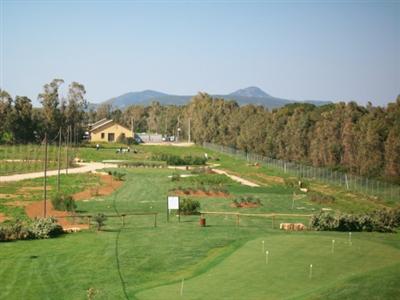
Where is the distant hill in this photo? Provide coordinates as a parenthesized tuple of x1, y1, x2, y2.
(95, 87, 330, 109)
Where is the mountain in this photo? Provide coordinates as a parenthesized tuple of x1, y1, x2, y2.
(97, 87, 330, 109)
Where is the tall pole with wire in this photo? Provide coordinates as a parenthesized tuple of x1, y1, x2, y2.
(65, 126, 69, 175)
(57, 127, 62, 192)
(43, 133, 48, 218)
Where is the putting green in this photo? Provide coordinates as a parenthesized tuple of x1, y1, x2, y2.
(136, 234, 400, 300)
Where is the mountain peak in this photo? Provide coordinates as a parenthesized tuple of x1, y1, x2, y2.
(229, 86, 270, 98)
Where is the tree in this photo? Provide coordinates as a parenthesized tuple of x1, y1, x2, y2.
(9, 96, 35, 143)
(38, 79, 64, 138)
(0, 89, 13, 143)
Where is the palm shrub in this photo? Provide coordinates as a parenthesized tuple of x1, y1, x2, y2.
(94, 213, 107, 231)
(51, 193, 77, 212)
(179, 198, 200, 215)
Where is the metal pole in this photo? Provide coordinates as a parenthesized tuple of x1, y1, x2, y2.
(43, 133, 48, 218)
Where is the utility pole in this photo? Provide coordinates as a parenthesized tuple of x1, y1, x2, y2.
(57, 127, 62, 192)
(43, 133, 48, 218)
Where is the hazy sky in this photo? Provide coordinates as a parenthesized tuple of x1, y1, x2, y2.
(1, 0, 399, 106)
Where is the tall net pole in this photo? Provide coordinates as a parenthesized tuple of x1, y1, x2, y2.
(43, 133, 48, 218)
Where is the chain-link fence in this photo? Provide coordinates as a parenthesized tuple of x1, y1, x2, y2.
(204, 142, 400, 204)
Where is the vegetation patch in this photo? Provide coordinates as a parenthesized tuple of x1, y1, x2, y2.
(51, 193, 77, 212)
(311, 207, 400, 232)
(153, 154, 206, 166)
(171, 186, 229, 197)
(179, 198, 201, 215)
(309, 191, 335, 204)
(0, 217, 64, 242)
(231, 195, 262, 208)
(117, 160, 166, 168)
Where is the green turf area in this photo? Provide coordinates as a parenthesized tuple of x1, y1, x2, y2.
(1, 145, 399, 299)
(0, 173, 101, 221)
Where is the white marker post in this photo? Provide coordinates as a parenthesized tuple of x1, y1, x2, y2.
(309, 264, 313, 279)
(349, 232, 352, 246)
(331, 239, 335, 254)
(262, 240, 265, 253)
(180, 278, 184, 296)
(265, 250, 269, 265)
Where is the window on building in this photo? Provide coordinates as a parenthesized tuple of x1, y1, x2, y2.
(101, 132, 105, 139)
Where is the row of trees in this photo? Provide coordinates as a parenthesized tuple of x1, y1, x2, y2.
(0, 79, 87, 143)
(109, 93, 400, 182)
(1, 80, 399, 182)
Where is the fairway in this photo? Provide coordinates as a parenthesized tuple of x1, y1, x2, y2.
(1, 164, 400, 300)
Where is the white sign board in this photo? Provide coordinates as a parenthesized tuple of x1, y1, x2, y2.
(168, 196, 179, 210)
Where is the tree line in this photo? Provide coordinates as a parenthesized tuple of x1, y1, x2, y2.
(1, 80, 399, 182)
(0, 79, 87, 143)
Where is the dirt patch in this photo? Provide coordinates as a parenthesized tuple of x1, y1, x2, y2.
(172, 189, 229, 198)
(4, 200, 31, 207)
(0, 213, 10, 223)
(19, 186, 52, 192)
(251, 173, 284, 184)
(0, 193, 17, 199)
(25, 201, 88, 230)
(73, 175, 123, 201)
(230, 202, 260, 208)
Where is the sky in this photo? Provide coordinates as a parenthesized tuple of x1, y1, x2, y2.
(1, 0, 399, 106)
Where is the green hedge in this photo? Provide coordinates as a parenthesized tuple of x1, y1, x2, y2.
(310, 208, 400, 232)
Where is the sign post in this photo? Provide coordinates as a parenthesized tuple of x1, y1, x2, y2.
(167, 196, 180, 222)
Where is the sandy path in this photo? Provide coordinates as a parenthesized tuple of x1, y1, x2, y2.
(212, 169, 260, 187)
(0, 162, 118, 183)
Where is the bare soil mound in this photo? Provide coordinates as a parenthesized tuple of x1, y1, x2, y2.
(173, 189, 229, 198)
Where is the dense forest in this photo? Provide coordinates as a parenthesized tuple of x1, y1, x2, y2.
(1, 79, 400, 182)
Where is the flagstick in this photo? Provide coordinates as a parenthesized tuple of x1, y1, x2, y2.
(180, 278, 184, 296)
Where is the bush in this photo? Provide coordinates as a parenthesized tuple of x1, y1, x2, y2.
(310, 208, 400, 233)
(179, 198, 200, 215)
(171, 172, 181, 182)
(309, 192, 335, 204)
(112, 171, 126, 181)
(29, 217, 64, 239)
(51, 193, 77, 212)
(116, 134, 127, 144)
(94, 213, 107, 231)
(153, 154, 206, 166)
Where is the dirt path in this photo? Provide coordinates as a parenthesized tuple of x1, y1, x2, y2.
(0, 162, 118, 183)
(212, 169, 260, 187)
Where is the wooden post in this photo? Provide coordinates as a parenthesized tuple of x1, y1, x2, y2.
(154, 213, 157, 228)
(87, 216, 91, 228)
(43, 133, 48, 218)
(57, 127, 62, 192)
(272, 216, 275, 229)
(236, 214, 240, 227)
(122, 214, 125, 226)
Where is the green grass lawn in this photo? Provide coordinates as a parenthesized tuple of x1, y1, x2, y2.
(1, 145, 399, 299)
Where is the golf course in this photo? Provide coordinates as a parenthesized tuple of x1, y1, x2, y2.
(1, 144, 399, 299)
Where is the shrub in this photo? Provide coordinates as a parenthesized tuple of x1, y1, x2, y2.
(171, 172, 181, 182)
(112, 171, 126, 181)
(51, 193, 77, 212)
(310, 209, 400, 233)
(153, 154, 206, 166)
(94, 213, 107, 231)
(116, 134, 127, 144)
(179, 198, 200, 215)
(309, 192, 335, 204)
(29, 217, 64, 239)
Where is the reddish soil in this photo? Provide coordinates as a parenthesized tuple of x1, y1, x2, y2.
(24, 174, 123, 230)
(73, 175, 123, 201)
(4, 200, 31, 207)
(230, 202, 260, 208)
(24, 200, 88, 230)
(172, 189, 229, 198)
(0, 213, 9, 223)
